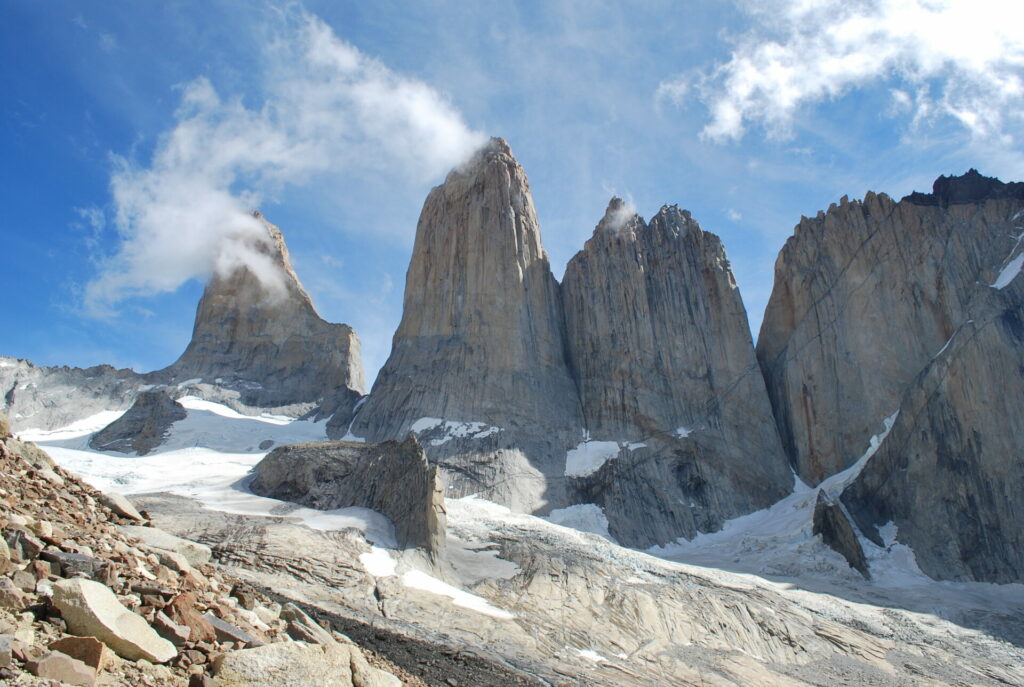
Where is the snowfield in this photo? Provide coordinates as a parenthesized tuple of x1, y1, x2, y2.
(19, 400, 1024, 659)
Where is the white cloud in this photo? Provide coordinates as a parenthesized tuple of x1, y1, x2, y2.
(85, 9, 486, 315)
(660, 0, 1024, 143)
(727, 208, 742, 222)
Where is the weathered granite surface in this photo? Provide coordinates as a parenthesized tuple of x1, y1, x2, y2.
(250, 437, 446, 560)
(812, 491, 869, 579)
(757, 171, 1024, 484)
(155, 212, 365, 411)
(842, 273, 1024, 583)
(349, 138, 583, 512)
(561, 199, 792, 545)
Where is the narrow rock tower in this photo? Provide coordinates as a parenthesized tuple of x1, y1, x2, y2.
(351, 138, 583, 511)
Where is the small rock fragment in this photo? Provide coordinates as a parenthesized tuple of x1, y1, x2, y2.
(27, 650, 97, 687)
(49, 635, 113, 672)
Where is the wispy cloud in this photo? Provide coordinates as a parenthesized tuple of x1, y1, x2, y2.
(85, 8, 485, 315)
(659, 0, 1024, 144)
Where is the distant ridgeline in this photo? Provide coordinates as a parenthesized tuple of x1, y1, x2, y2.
(2, 139, 1022, 583)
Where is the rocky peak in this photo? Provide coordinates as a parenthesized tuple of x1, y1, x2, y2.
(350, 137, 582, 512)
(153, 213, 365, 412)
(561, 199, 792, 546)
(903, 168, 1024, 207)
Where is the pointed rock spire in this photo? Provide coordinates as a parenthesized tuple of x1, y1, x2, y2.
(351, 138, 582, 511)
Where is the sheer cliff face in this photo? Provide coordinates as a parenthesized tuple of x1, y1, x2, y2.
(561, 201, 793, 546)
(159, 212, 365, 409)
(757, 174, 1024, 485)
(350, 138, 583, 511)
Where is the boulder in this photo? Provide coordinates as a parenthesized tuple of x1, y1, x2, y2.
(48, 635, 113, 672)
(27, 650, 96, 686)
(97, 490, 145, 521)
(119, 525, 212, 566)
(51, 578, 177, 663)
(212, 641, 400, 687)
(251, 437, 446, 559)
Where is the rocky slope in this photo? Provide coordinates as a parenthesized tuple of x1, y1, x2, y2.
(757, 170, 1024, 484)
(153, 211, 365, 413)
(561, 199, 792, 546)
(350, 138, 583, 512)
(0, 411, 403, 686)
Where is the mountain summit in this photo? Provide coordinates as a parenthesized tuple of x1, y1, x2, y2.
(156, 212, 365, 411)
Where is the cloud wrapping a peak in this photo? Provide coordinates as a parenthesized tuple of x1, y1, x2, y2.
(659, 0, 1024, 144)
(85, 10, 486, 315)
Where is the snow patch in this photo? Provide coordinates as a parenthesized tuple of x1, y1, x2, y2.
(564, 441, 620, 477)
(400, 569, 515, 619)
(359, 547, 398, 577)
(625, 441, 647, 451)
(19, 410, 128, 442)
(576, 648, 608, 662)
(544, 504, 615, 542)
(410, 417, 502, 445)
(992, 252, 1024, 289)
(674, 426, 690, 438)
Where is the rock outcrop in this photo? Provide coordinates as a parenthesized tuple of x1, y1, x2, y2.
(757, 171, 1024, 484)
(812, 491, 869, 579)
(349, 138, 583, 512)
(88, 391, 186, 455)
(250, 437, 446, 560)
(154, 212, 365, 413)
(561, 200, 792, 546)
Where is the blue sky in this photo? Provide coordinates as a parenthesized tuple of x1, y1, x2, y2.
(3, 0, 1023, 384)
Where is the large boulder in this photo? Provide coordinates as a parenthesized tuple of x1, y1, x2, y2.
(51, 578, 177, 663)
(88, 391, 186, 455)
(211, 640, 401, 687)
(251, 437, 446, 560)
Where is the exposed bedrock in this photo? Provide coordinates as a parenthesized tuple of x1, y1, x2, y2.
(757, 170, 1024, 485)
(88, 390, 186, 456)
(561, 199, 792, 545)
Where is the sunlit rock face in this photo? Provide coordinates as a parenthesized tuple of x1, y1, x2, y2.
(156, 212, 365, 413)
(757, 170, 1024, 485)
(561, 199, 792, 546)
(350, 138, 583, 513)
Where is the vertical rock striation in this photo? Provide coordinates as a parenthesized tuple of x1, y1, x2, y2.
(757, 171, 1024, 484)
(560, 200, 792, 546)
(155, 212, 365, 413)
(350, 138, 583, 512)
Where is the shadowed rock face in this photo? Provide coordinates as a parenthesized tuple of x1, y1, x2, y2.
(757, 172, 1024, 484)
(88, 391, 186, 456)
(841, 278, 1024, 583)
(561, 199, 792, 546)
(349, 138, 583, 512)
(812, 491, 869, 579)
(250, 437, 445, 561)
(156, 212, 365, 411)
